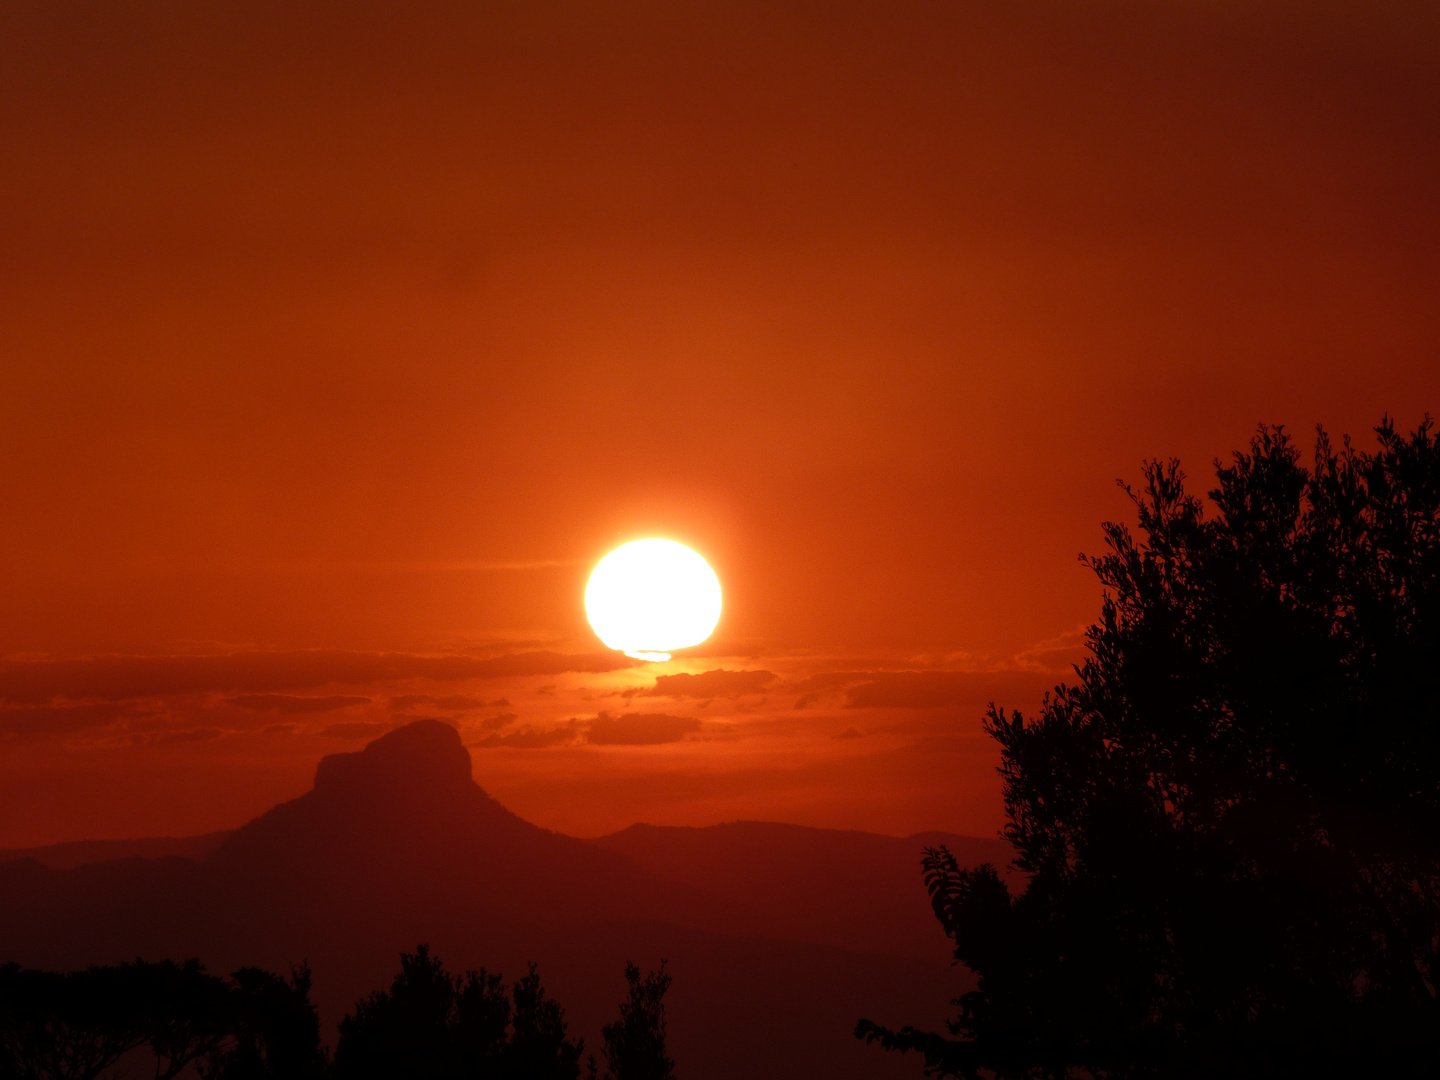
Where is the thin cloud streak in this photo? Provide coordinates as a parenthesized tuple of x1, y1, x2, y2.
(229, 558, 586, 575)
(630, 669, 776, 699)
(790, 669, 1053, 709)
(0, 650, 636, 705)
(229, 694, 371, 714)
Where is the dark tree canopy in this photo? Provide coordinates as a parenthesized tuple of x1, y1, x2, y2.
(2, 948, 668, 1080)
(0, 958, 323, 1080)
(331, 945, 584, 1080)
(0, 962, 152, 1080)
(860, 419, 1440, 1079)
(205, 966, 327, 1080)
(600, 962, 674, 1080)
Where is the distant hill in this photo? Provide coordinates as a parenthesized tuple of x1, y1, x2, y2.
(0, 721, 1004, 1079)
(592, 821, 1014, 961)
(0, 831, 231, 869)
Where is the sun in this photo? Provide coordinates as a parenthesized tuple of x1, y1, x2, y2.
(585, 539, 722, 661)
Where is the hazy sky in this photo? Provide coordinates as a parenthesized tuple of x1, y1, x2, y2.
(2, 0, 1437, 846)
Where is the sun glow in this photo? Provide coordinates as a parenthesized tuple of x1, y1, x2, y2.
(585, 539, 722, 661)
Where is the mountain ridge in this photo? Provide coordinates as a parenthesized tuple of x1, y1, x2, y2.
(0, 721, 993, 1078)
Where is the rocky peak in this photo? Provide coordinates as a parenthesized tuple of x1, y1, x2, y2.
(312, 719, 475, 800)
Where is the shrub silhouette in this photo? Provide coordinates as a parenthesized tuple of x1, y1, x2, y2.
(332, 945, 584, 1080)
(859, 419, 1440, 1078)
(0, 948, 671, 1080)
(204, 966, 327, 1080)
(504, 965, 584, 1080)
(0, 958, 323, 1080)
(600, 962, 674, 1080)
(0, 962, 152, 1080)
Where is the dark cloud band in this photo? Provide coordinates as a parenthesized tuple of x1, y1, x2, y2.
(0, 650, 635, 705)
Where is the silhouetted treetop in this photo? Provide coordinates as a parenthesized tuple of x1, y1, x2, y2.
(600, 962, 674, 1080)
(332, 945, 584, 1080)
(860, 418, 1440, 1079)
(0, 958, 323, 1080)
(206, 965, 327, 1080)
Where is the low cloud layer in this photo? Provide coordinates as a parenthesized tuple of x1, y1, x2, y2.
(0, 701, 152, 736)
(474, 711, 701, 749)
(845, 670, 1051, 709)
(476, 720, 584, 749)
(794, 669, 1052, 710)
(390, 694, 507, 711)
(635, 669, 775, 700)
(319, 722, 394, 740)
(586, 712, 701, 745)
(229, 695, 371, 714)
(0, 650, 634, 705)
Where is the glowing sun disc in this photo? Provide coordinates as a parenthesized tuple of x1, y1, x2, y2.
(585, 539, 722, 661)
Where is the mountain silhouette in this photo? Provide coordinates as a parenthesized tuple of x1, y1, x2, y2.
(592, 821, 1016, 962)
(0, 831, 230, 869)
(204, 720, 698, 934)
(0, 721, 971, 1078)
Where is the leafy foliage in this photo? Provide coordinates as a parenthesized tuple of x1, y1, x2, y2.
(331, 945, 584, 1080)
(600, 963, 674, 1080)
(204, 966, 327, 1080)
(860, 419, 1440, 1078)
(0, 958, 324, 1080)
(1, 946, 671, 1080)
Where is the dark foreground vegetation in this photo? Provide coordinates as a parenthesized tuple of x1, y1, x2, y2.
(861, 419, 1440, 1078)
(7, 417, 1436, 1080)
(0, 949, 672, 1080)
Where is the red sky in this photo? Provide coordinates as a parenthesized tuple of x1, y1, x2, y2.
(2, 0, 1438, 848)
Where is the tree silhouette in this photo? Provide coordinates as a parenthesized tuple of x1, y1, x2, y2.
(132, 959, 232, 1080)
(0, 963, 148, 1080)
(1, 949, 669, 1080)
(203, 965, 327, 1080)
(333, 946, 459, 1080)
(0, 957, 323, 1080)
(505, 964, 585, 1080)
(332, 945, 584, 1080)
(452, 968, 512, 1077)
(600, 962, 674, 1080)
(859, 419, 1440, 1078)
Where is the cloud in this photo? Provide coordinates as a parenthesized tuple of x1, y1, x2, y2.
(319, 721, 395, 740)
(475, 721, 584, 749)
(1014, 626, 1089, 672)
(229, 694, 371, 714)
(0, 701, 151, 736)
(842, 670, 1051, 709)
(145, 727, 222, 745)
(0, 651, 635, 705)
(479, 713, 518, 732)
(472, 712, 701, 748)
(632, 669, 775, 700)
(389, 694, 506, 711)
(585, 712, 700, 746)
(791, 669, 1052, 710)
(833, 726, 865, 739)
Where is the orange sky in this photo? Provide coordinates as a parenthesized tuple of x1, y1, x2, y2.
(2, 0, 1438, 847)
